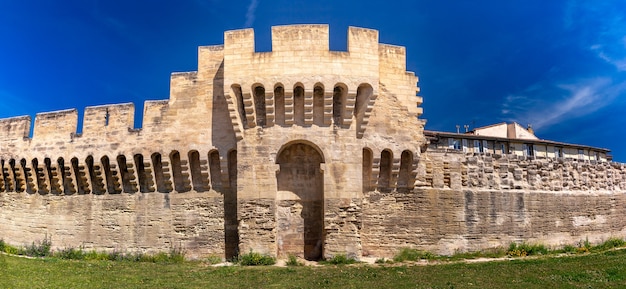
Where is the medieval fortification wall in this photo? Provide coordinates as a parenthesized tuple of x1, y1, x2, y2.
(0, 25, 624, 259)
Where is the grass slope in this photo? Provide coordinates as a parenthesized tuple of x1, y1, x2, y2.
(1, 250, 625, 288)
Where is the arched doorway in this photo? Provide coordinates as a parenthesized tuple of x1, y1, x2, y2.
(276, 142, 324, 260)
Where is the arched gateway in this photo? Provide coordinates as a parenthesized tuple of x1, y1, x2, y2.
(276, 142, 324, 260)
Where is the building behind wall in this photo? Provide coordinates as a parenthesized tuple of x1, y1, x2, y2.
(0, 25, 625, 260)
(426, 122, 611, 161)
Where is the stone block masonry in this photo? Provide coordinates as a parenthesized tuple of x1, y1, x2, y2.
(0, 25, 624, 260)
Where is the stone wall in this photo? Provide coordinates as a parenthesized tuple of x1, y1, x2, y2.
(361, 151, 626, 256)
(0, 25, 624, 260)
(0, 191, 227, 258)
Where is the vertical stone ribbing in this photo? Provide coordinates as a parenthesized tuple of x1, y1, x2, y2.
(265, 85, 275, 127)
(178, 157, 192, 193)
(303, 88, 314, 125)
(21, 160, 36, 194)
(371, 154, 381, 189)
(323, 89, 333, 126)
(63, 160, 77, 194)
(242, 89, 256, 128)
(284, 90, 294, 125)
(224, 89, 244, 140)
(90, 162, 107, 194)
(4, 161, 15, 192)
(32, 160, 48, 193)
(11, 161, 24, 192)
(138, 156, 156, 193)
(47, 162, 60, 194)
(81, 163, 92, 194)
(356, 92, 378, 139)
(103, 158, 122, 194)
(199, 158, 210, 191)
(389, 157, 400, 190)
(158, 157, 174, 193)
(343, 91, 356, 127)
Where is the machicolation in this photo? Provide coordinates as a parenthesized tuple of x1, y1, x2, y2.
(0, 25, 625, 260)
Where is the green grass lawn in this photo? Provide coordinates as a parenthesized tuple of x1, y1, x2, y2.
(1, 250, 625, 289)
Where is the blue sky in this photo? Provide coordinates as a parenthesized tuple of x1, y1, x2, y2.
(1, 1, 625, 162)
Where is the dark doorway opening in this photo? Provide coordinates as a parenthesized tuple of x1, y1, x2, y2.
(276, 142, 324, 260)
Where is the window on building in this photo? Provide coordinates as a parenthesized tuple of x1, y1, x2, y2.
(554, 147, 563, 158)
(473, 140, 484, 153)
(578, 149, 584, 160)
(523, 144, 534, 157)
(448, 138, 462, 150)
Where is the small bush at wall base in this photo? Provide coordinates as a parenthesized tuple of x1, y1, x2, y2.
(1, 237, 186, 263)
(321, 254, 357, 265)
(507, 243, 548, 257)
(237, 252, 276, 266)
(393, 248, 435, 262)
(20, 236, 52, 257)
(206, 255, 223, 265)
(447, 247, 507, 260)
(286, 254, 303, 266)
(592, 238, 626, 251)
(374, 258, 390, 264)
(83, 250, 110, 261)
(56, 247, 87, 260)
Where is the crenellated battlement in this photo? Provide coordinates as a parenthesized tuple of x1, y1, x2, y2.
(83, 103, 135, 136)
(0, 115, 30, 141)
(221, 25, 385, 91)
(33, 109, 78, 139)
(0, 104, 138, 143)
(0, 25, 422, 145)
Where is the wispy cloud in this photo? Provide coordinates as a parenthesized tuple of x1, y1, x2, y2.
(244, 0, 259, 27)
(501, 78, 626, 130)
(564, 0, 626, 71)
(591, 40, 626, 72)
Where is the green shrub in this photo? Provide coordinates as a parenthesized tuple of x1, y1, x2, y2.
(0, 239, 19, 255)
(21, 236, 52, 257)
(166, 246, 186, 263)
(286, 254, 303, 266)
(323, 254, 357, 265)
(151, 252, 170, 263)
(447, 248, 507, 260)
(592, 238, 626, 251)
(107, 250, 127, 261)
(56, 247, 87, 260)
(562, 245, 577, 254)
(581, 238, 591, 250)
(238, 251, 276, 266)
(374, 258, 387, 264)
(3, 244, 19, 255)
(206, 255, 223, 265)
(393, 248, 435, 262)
(507, 242, 548, 257)
(84, 250, 110, 261)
